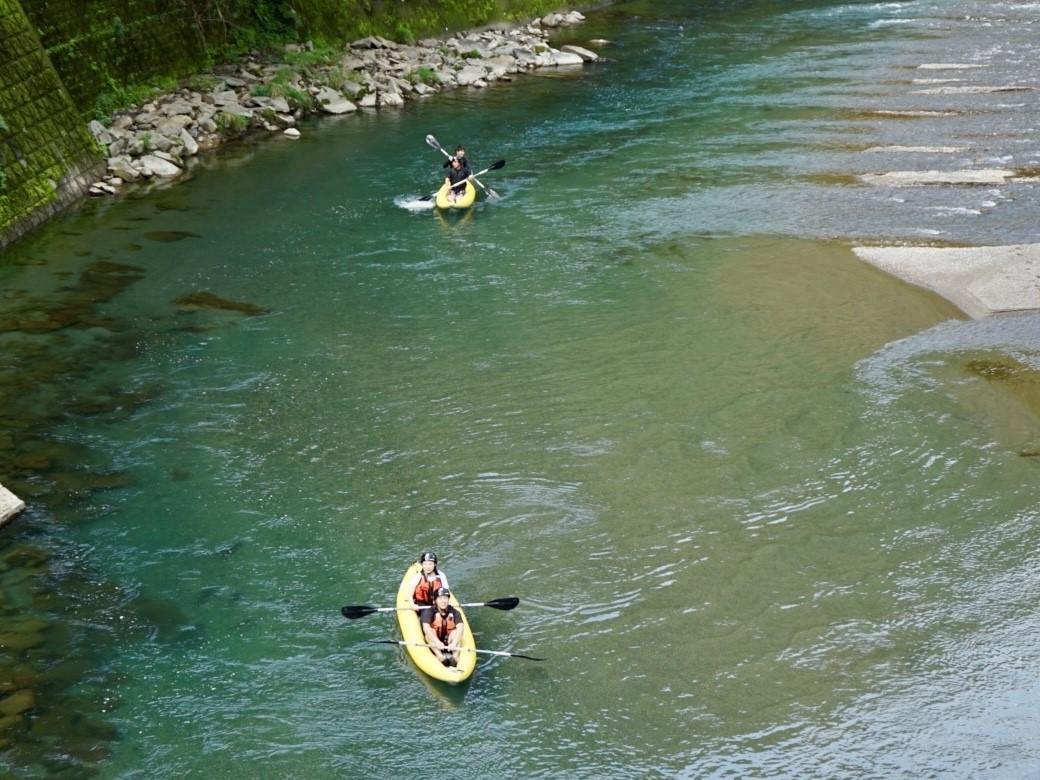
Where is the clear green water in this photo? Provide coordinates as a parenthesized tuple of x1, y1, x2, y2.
(3, 1, 1040, 777)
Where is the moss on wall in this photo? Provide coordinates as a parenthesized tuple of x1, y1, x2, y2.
(22, 0, 211, 119)
(0, 0, 104, 250)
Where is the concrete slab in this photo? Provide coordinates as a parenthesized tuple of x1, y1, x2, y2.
(0, 482, 25, 528)
(862, 146, 965, 153)
(852, 244, 1040, 319)
(859, 169, 1014, 186)
(912, 85, 1032, 95)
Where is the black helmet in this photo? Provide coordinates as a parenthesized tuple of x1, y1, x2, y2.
(434, 586, 451, 598)
(420, 551, 437, 563)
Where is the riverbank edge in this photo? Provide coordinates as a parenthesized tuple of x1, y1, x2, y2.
(82, 11, 597, 197)
(0, 9, 598, 251)
(852, 243, 1040, 320)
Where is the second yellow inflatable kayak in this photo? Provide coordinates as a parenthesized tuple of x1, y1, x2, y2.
(435, 180, 476, 209)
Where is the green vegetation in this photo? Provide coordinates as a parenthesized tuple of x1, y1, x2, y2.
(406, 67, 440, 86)
(282, 42, 339, 69)
(215, 111, 250, 137)
(186, 74, 221, 92)
(250, 67, 310, 106)
(92, 77, 175, 122)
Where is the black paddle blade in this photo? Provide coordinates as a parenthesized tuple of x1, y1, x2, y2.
(514, 653, 547, 661)
(485, 597, 519, 611)
(341, 605, 378, 619)
(490, 159, 506, 170)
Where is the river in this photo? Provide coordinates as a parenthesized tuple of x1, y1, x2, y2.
(1, 0, 1039, 777)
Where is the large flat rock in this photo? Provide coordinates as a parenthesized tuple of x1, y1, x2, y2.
(859, 169, 1014, 186)
(852, 244, 1040, 319)
(0, 483, 25, 528)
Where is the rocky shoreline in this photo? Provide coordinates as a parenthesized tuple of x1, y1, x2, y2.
(86, 11, 598, 195)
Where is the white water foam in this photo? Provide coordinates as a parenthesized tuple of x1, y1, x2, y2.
(394, 195, 436, 211)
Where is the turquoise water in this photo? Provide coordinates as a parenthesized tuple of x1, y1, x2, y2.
(2, 1, 1040, 777)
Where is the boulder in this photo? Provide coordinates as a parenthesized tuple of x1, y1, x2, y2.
(157, 116, 193, 137)
(378, 91, 405, 107)
(179, 128, 199, 156)
(283, 128, 301, 139)
(314, 86, 357, 114)
(456, 65, 487, 86)
(88, 120, 113, 145)
(210, 90, 240, 107)
(551, 50, 585, 66)
(352, 35, 398, 50)
(162, 99, 195, 116)
(107, 155, 141, 181)
(562, 44, 598, 62)
(139, 154, 182, 178)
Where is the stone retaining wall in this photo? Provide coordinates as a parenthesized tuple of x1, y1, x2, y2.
(22, 0, 209, 117)
(0, 0, 104, 252)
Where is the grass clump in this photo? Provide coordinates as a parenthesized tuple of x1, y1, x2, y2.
(215, 112, 250, 137)
(406, 67, 439, 86)
(93, 76, 177, 122)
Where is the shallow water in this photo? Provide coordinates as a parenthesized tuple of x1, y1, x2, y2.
(2, 1, 1040, 777)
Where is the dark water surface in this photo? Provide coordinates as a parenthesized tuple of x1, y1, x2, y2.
(2, 1, 1040, 777)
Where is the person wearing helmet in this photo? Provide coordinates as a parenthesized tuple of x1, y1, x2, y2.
(406, 551, 451, 610)
(443, 155, 472, 203)
(420, 586, 464, 667)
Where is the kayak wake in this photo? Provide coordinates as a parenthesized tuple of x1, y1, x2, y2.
(395, 195, 435, 211)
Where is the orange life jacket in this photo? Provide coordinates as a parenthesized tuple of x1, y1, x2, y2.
(412, 573, 444, 606)
(429, 608, 458, 643)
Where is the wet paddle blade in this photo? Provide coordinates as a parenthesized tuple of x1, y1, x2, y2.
(484, 597, 519, 610)
(341, 605, 379, 619)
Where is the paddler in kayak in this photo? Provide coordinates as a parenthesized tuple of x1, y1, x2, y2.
(443, 155, 471, 204)
(442, 144, 469, 172)
(421, 587, 465, 667)
(406, 551, 451, 609)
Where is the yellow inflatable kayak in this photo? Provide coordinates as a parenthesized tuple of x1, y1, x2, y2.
(435, 180, 476, 209)
(395, 563, 477, 684)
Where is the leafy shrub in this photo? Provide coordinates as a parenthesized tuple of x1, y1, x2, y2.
(187, 74, 221, 92)
(92, 76, 176, 122)
(406, 67, 439, 86)
(215, 112, 250, 137)
(394, 23, 415, 44)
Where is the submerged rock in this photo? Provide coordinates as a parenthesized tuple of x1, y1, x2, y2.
(173, 291, 270, 316)
(143, 230, 200, 242)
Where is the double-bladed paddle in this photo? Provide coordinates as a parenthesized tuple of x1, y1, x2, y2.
(340, 596, 519, 620)
(367, 639, 546, 662)
(418, 159, 506, 202)
(424, 133, 503, 201)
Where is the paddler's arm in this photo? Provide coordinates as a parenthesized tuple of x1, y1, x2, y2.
(405, 572, 424, 610)
(446, 609, 464, 651)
